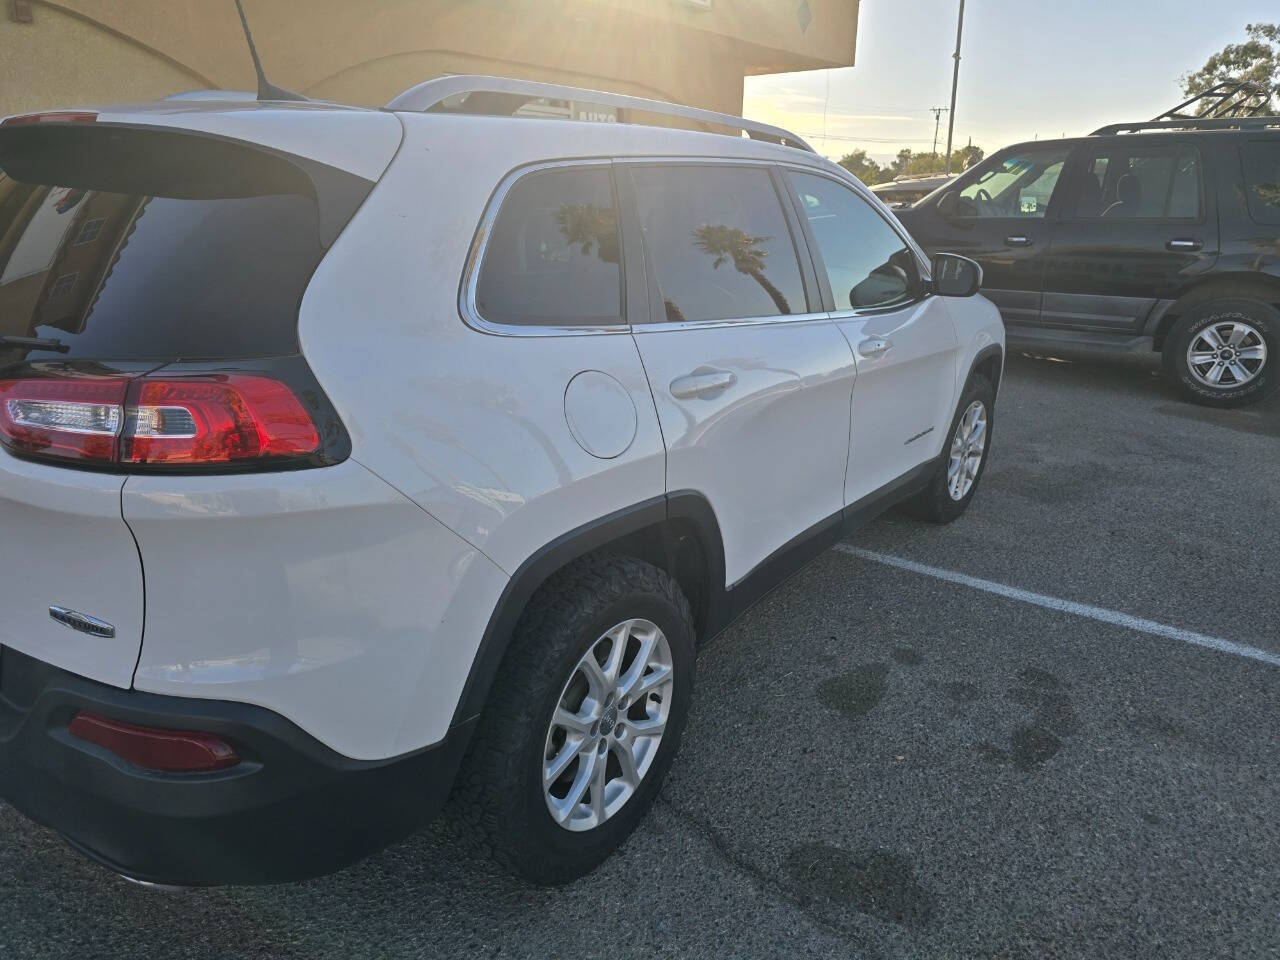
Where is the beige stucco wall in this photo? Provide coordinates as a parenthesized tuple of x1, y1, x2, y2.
(0, 1, 856, 118)
(0, 5, 209, 115)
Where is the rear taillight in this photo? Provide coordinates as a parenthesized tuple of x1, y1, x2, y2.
(123, 374, 320, 466)
(0, 375, 128, 464)
(69, 711, 240, 773)
(0, 371, 322, 470)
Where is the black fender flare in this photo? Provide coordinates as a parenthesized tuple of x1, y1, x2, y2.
(966, 343, 1005, 393)
(448, 491, 727, 730)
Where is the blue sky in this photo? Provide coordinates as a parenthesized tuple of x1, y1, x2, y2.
(745, 0, 1278, 163)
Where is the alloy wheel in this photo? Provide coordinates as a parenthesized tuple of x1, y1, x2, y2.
(542, 618, 674, 832)
(1186, 320, 1267, 389)
(947, 400, 987, 502)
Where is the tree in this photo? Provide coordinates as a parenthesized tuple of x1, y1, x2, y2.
(889, 147, 983, 179)
(554, 203, 619, 263)
(1181, 23, 1280, 112)
(836, 149, 883, 185)
(693, 224, 792, 315)
(954, 144, 985, 171)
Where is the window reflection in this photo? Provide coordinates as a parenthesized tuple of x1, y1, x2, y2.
(475, 167, 622, 327)
(0, 179, 150, 361)
(632, 166, 806, 324)
(692, 224, 792, 316)
(0, 171, 323, 363)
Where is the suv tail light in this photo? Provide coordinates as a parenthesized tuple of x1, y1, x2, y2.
(0, 375, 128, 464)
(0, 369, 326, 471)
(123, 375, 320, 466)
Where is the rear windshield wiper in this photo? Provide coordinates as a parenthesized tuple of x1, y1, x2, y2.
(0, 336, 71, 353)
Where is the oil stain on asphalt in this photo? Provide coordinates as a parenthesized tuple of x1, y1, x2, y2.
(817, 663, 890, 717)
(971, 666, 1080, 771)
(785, 843, 936, 927)
(891, 646, 923, 666)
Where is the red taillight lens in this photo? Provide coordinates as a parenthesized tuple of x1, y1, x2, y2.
(122, 374, 320, 465)
(0, 371, 320, 469)
(0, 375, 128, 464)
(69, 711, 240, 773)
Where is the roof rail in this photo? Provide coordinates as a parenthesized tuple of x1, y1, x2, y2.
(386, 75, 816, 152)
(1091, 116, 1280, 136)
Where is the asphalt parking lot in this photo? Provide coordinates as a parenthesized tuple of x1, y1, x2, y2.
(2, 349, 1278, 960)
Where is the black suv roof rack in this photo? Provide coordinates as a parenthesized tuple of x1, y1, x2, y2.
(1093, 80, 1280, 135)
(1092, 116, 1280, 136)
(386, 75, 816, 152)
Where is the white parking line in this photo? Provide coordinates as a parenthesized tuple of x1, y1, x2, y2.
(834, 545, 1280, 669)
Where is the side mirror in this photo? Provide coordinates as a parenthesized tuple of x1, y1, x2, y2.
(937, 190, 959, 218)
(931, 253, 982, 297)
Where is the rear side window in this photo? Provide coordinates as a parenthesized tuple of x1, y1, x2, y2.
(0, 125, 365, 364)
(1242, 141, 1280, 225)
(1072, 144, 1202, 219)
(474, 166, 622, 327)
(630, 165, 807, 323)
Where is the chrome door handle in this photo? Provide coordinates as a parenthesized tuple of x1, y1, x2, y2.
(669, 368, 736, 399)
(858, 337, 892, 358)
(1167, 238, 1203, 251)
(1005, 235, 1034, 247)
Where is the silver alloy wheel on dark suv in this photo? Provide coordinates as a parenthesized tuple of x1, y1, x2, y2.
(1164, 297, 1279, 409)
(1185, 319, 1268, 390)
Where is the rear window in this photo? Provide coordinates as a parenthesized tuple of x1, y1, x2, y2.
(0, 125, 368, 364)
(1242, 141, 1280, 226)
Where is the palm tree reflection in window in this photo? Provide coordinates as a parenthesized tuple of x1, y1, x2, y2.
(554, 202, 619, 265)
(692, 224, 792, 317)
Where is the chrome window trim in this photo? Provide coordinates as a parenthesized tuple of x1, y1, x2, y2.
(630, 311, 833, 334)
(459, 158, 631, 338)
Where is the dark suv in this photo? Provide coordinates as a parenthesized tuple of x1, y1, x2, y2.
(897, 117, 1280, 407)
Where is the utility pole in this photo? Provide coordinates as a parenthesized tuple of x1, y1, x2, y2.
(930, 107, 949, 157)
(944, 0, 966, 174)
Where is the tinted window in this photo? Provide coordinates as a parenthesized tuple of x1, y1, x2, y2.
(631, 166, 806, 323)
(1073, 145, 1202, 219)
(475, 167, 622, 327)
(954, 147, 1070, 218)
(1242, 141, 1280, 225)
(0, 128, 357, 365)
(789, 171, 918, 310)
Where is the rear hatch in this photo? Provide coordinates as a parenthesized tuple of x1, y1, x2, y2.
(0, 105, 398, 687)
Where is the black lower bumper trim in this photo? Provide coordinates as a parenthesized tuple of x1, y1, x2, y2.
(0, 647, 473, 886)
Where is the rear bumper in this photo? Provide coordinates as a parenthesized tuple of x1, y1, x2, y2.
(0, 647, 473, 886)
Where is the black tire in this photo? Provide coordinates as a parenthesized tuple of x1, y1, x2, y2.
(451, 554, 695, 884)
(903, 374, 995, 524)
(1162, 297, 1278, 408)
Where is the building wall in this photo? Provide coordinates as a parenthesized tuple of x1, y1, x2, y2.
(0, 1, 856, 118)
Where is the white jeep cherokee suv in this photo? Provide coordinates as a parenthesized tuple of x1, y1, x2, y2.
(0, 77, 1003, 886)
